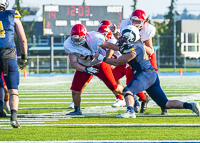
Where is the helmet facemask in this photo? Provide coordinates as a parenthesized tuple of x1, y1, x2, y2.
(120, 29, 136, 45)
(130, 16, 145, 30)
(71, 35, 86, 46)
(0, 0, 9, 10)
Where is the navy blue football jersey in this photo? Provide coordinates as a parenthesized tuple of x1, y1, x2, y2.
(0, 10, 21, 49)
(120, 40, 154, 74)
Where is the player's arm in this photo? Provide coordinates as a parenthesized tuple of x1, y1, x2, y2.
(15, 18, 28, 70)
(100, 41, 120, 51)
(106, 49, 114, 58)
(15, 18, 27, 55)
(68, 53, 86, 72)
(69, 53, 98, 74)
(143, 37, 154, 56)
(95, 52, 135, 66)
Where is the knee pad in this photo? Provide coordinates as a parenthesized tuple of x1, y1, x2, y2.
(124, 92, 133, 98)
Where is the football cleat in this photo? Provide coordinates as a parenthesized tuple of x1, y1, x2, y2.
(68, 101, 74, 109)
(10, 112, 21, 128)
(161, 108, 168, 115)
(140, 94, 150, 113)
(116, 109, 136, 118)
(111, 99, 126, 108)
(3, 101, 11, 114)
(66, 107, 82, 115)
(10, 120, 21, 128)
(0, 106, 6, 117)
(191, 102, 200, 116)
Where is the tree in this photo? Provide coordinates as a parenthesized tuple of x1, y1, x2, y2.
(160, 0, 181, 64)
(131, 0, 137, 11)
(14, 0, 35, 56)
(82, 0, 86, 6)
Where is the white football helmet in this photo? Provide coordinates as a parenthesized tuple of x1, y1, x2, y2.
(120, 25, 140, 45)
(0, 0, 9, 9)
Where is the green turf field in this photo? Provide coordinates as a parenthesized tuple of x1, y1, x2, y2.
(0, 75, 200, 141)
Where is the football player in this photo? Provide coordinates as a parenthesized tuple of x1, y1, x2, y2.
(97, 23, 141, 111)
(95, 25, 200, 118)
(120, 9, 168, 114)
(64, 24, 124, 115)
(100, 20, 148, 113)
(0, 0, 28, 128)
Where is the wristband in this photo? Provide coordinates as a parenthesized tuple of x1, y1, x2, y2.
(21, 54, 28, 60)
(103, 57, 106, 62)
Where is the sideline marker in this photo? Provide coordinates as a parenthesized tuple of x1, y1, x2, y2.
(179, 68, 183, 76)
(24, 70, 27, 78)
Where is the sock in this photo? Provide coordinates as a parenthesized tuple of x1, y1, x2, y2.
(74, 106, 81, 111)
(11, 109, 18, 121)
(136, 92, 146, 101)
(116, 94, 123, 100)
(127, 106, 134, 113)
(4, 99, 9, 102)
(0, 100, 3, 107)
(133, 95, 140, 107)
(183, 102, 192, 110)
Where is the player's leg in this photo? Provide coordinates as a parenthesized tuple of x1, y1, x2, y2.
(66, 70, 93, 115)
(4, 59, 20, 128)
(68, 75, 93, 109)
(116, 91, 137, 118)
(2, 75, 10, 113)
(95, 62, 123, 95)
(111, 64, 126, 107)
(146, 74, 200, 116)
(149, 53, 158, 74)
(0, 73, 6, 117)
(116, 71, 155, 118)
(149, 53, 168, 114)
(126, 66, 150, 113)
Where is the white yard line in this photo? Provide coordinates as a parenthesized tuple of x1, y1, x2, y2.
(1, 123, 200, 127)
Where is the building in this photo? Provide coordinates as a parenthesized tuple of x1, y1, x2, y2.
(177, 20, 200, 58)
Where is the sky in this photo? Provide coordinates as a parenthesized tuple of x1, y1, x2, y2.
(7, 0, 200, 19)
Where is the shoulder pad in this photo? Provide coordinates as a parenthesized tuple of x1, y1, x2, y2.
(14, 10, 21, 18)
(120, 44, 135, 54)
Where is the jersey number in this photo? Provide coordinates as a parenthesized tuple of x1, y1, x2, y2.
(144, 48, 149, 60)
(0, 21, 5, 38)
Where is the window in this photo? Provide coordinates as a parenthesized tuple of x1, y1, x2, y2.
(197, 34, 199, 43)
(184, 45, 187, 52)
(188, 33, 195, 43)
(188, 46, 195, 52)
(184, 33, 186, 43)
(197, 46, 199, 52)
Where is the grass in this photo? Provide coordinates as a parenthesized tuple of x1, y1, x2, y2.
(0, 75, 200, 141)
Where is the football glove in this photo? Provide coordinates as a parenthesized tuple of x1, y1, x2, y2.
(19, 54, 28, 70)
(84, 67, 99, 75)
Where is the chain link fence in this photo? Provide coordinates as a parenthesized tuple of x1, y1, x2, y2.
(17, 55, 200, 74)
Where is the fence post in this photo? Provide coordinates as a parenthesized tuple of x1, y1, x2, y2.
(37, 55, 39, 74)
(184, 56, 186, 73)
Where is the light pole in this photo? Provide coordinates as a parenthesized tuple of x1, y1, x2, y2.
(173, 6, 177, 72)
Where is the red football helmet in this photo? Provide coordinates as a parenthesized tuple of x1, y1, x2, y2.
(97, 25, 112, 41)
(130, 9, 147, 30)
(70, 24, 87, 46)
(98, 20, 112, 27)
